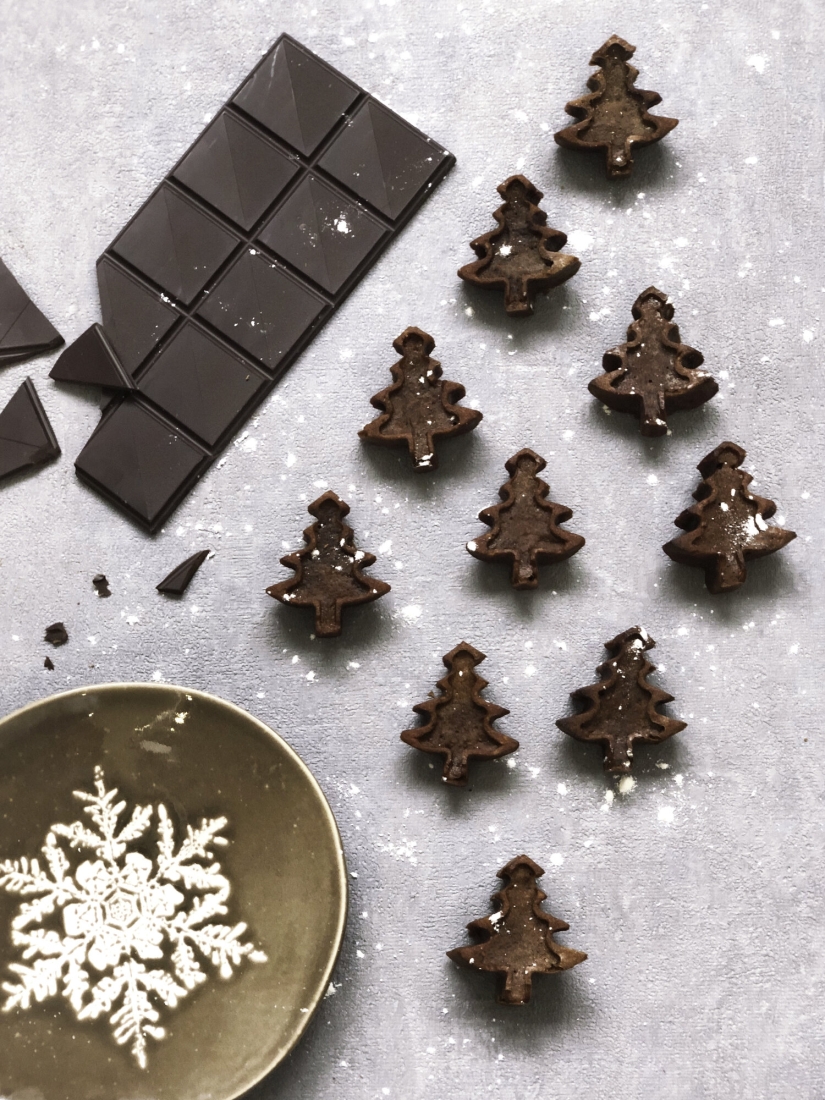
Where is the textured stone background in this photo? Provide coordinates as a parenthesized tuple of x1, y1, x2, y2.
(0, 1, 821, 1097)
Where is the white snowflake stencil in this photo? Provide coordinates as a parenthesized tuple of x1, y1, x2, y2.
(0, 767, 267, 1068)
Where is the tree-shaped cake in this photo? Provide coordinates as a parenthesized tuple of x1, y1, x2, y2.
(663, 442, 796, 593)
(359, 327, 482, 470)
(458, 175, 580, 316)
(401, 642, 517, 785)
(467, 448, 585, 588)
(267, 491, 390, 636)
(447, 855, 587, 1005)
(589, 287, 717, 436)
(556, 626, 686, 773)
(554, 36, 678, 179)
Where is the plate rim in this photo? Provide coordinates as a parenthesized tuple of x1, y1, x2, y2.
(0, 680, 349, 1099)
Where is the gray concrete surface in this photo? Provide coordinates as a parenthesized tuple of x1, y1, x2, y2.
(0, 1, 822, 1097)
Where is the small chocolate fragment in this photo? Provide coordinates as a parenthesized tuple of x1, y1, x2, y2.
(359, 328, 482, 470)
(0, 378, 61, 482)
(92, 573, 112, 598)
(44, 656, 55, 670)
(44, 622, 68, 646)
(458, 176, 580, 316)
(50, 324, 136, 390)
(556, 627, 686, 773)
(156, 550, 210, 596)
(401, 643, 517, 784)
(69, 33, 454, 532)
(589, 287, 717, 435)
(447, 855, 586, 1005)
(467, 449, 585, 588)
(267, 491, 390, 637)
(0, 257, 63, 366)
(555, 36, 678, 179)
(663, 442, 796, 593)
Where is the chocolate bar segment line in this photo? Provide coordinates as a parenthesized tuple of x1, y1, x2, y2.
(75, 33, 454, 533)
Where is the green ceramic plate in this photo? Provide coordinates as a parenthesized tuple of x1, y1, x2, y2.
(0, 684, 347, 1100)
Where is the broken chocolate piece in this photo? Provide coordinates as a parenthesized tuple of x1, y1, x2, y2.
(44, 622, 68, 646)
(467, 449, 585, 588)
(589, 287, 717, 435)
(267, 491, 390, 637)
(69, 33, 454, 533)
(663, 442, 796, 593)
(92, 573, 112, 598)
(0, 257, 63, 366)
(156, 550, 210, 596)
(0, 378, 61, 482)
(458, 176, 580, 316)
(359, 328, 482, 469)
(556, 626, 686, 773)
(401, 643, 517, 784)
(43, 657, 55, 671)
(50, 324, 136, 390)
(555, 36, 678, 179)
(447, 855, 586, 1005)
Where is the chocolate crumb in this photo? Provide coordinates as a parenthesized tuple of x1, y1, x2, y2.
(44, 622, 68, 646)
(43, 657, 54, 671)
(92, 573, 112, 598)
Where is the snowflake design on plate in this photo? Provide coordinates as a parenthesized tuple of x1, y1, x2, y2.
(0, 766, 267, 1068)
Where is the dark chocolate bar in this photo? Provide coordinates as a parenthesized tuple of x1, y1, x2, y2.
(74, 35, 455, 531)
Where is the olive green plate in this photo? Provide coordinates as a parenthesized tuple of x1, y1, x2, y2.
(0, 684, 347, 1100)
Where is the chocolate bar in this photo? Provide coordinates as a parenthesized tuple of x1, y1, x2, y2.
(74, 34, 455, 531)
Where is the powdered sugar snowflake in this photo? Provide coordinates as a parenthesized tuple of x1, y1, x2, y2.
(0, 766, 267, 1068)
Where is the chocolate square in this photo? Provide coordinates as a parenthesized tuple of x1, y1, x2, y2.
(97, 258, 179, 374)
(232, 37, 359, 156)
(138, 322, 266, 446)
(256, 174, 386, 293)
(76, 400, 206, 529)
(173, 111, 300, 231)
(111, 184, 238, 303)
(197, 250, 326, 371)
(318, 99, 446, 220)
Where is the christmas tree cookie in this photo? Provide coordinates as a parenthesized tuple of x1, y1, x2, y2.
(556, 626, 686, 773)
(448, 855, 587, 1005)
(589, 287, 717, 435)
(360, 327, 482, 469)
(467, 449, 585, 588)
(267, 491, 390, 636)
(663, 442, 796, 593)
(555, 36, 678, 178)
(458, 176, 580, 316)
(401, 643, 517, 784)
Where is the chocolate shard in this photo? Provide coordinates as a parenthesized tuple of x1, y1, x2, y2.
(359, 327, 482, 469)
(0, 257, 63, 366)
(554, 36, 678, 179)
(50, 324, 136, 390)
(447, 855, 587, 1005)
(467, 449, 585, 588)
(556, 627, 686, 773)
(157, 549, 210, 595)
(44, 622, 68, 646)
(663, 442, 796, 593)
(0, 378, 61, 482)
(458, 176, 580, 316)
(267, 491, 390, 637)
(44, 656, 55, 670)
(401, 643, 517, 785)
(73, 34, 454, 533)
(589, 287, 717, 435)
